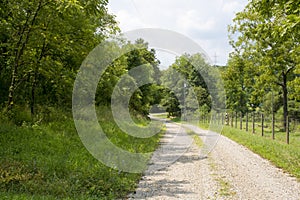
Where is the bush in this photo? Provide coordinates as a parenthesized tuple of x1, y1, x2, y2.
(6, 105, 32, 126)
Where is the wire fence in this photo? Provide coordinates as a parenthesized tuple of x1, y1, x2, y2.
(199, 111, 300, 144)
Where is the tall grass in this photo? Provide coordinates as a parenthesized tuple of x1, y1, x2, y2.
(0, 106, 163, 199)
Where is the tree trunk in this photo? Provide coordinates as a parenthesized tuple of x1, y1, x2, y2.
(7, 67, 17, 111)
(7, 0, 43, 111)
(30, 36, 47, 116)
(31, 72, 37, 116)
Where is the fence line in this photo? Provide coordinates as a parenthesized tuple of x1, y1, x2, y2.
(199, 111, 300, 144)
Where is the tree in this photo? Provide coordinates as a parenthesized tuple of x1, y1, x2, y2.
(124, 39, 161, 115)
(160, 90, 181, 117)
(160, 53, 214, 118)
(171, 54, 211, 109)
(229, 0, 300, 131)
(222, 52, 261, 114)
(160, 66, 183, 117)
(1, 0, 117, 115)
(95, 39, 162, 116)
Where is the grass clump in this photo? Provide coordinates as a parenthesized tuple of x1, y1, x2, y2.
(0, 106, 163, 199)
(186, 130, 203, 148)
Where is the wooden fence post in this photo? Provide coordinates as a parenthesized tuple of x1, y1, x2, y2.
(235, 112, 238, 128)
(261, 113, 264, 137)
(231, 112, 234, 127)
(252, 112, 255, 134)
(246, 112, 249, 132)
(226, 113, 229, 125)
(240, 112, 243, 130)
(272, 111, 275, 140)
(286, 116, 290, 144)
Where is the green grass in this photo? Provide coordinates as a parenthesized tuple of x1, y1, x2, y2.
(198, 122, 209, 129)
(149, 113, 168, 119)
(186, 130, 203, 148)
(0, 106, 163, 199)
(170, 117, 181, 123)
(198, 123, 300, 180)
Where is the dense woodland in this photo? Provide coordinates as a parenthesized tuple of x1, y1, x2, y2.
(0, 0, 299, 199)
(1, 0, 117, 118)
(0, 0, 299, 126)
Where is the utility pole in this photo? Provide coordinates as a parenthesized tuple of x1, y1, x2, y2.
(213, 52, 218, 66)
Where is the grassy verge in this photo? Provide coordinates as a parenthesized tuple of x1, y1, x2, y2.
(170, 117, 181, 123)
(186, 130, 203, 148)
(149, 113, 168, 119)
(0, 106, 163, 199)
(198, 123, 300, 180)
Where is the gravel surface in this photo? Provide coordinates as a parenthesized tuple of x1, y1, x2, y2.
(128, 121, 300, 200)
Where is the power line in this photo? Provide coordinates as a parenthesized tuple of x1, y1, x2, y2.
(130, 0, 145, 25)
(213, 52, 218, 66)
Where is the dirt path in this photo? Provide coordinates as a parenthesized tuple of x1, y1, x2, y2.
(128, 121, 300, 200)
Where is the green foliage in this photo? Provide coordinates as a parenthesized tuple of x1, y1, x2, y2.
(5, 105, 32, 126)
(125, 39, 162, 115)
(261, 91, 282, 115)
(0, 12, 164, 196)
(160, 90, 181, 117)
(160, 53, 214, 118)
(1, 0, 118, 113)
(159, 66, 183, 117)
(95, 39, 162, 116)
(0, 107, 163, 199)
(222, 54, 256, 113)
(227, 0, 300, 132)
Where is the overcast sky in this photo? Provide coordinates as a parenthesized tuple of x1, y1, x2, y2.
(108, 0, 248, 68)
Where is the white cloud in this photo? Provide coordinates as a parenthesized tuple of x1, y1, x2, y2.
(108, 0, 248, 66)
(114, 10, 145, 30)
(222, 1, 246, 14)
(177, 10, 216, 32)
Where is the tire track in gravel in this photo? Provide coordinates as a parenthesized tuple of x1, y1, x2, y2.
(184, 124, 300, 200)
(129, 120, 300, 200)
(128, 120, 221, 199)
(210, 135, 300, 199)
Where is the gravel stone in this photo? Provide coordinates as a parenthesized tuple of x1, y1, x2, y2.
(128, 121, 300, 199)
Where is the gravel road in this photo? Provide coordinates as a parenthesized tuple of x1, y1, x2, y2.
(128, 120, 300, 200)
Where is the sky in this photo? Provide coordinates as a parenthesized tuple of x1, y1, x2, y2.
(108, 0, 248, 68)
